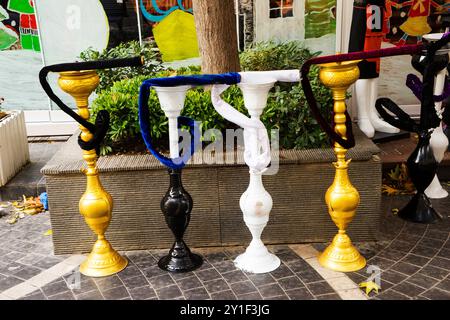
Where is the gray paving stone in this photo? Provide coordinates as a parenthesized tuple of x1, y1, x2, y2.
(196, 268, 221, 282)
(376, 290, 411, 300)
(149, 274, 175, 290)
(176, 275, 203, 291)
(407, 273, 439, 289)
(391, 282, 426, 297)
(156, 285, 183, 300)
(270, 264, 294, 279)
(422, 288, 450, 300)
(401, 254, 430, 267)
(94, 275, 123, 291)
(436, 278, 450, 292)
(381, 270, 408, 284)
(391, 262, 421, 276)
(42, 280, 70, 297)
(420, 265, 449, 280)
(20, 289, 47, 300)
(13, 265, 42, 280)
(248, 273, 276, 287)
(213, 260, 237, 273)
(142, 265, 166, 279)
(429, 257, 450, 271)
(205, 279, 231, 294)
(222, 270, 248, 284)
(278, 276, 304, 291)
(210, 290, 236, 300)
(307, 281, 335, 295)
(237, 292, 263, 300)
(286, 288, 314, 300)
(102, 286, 130, 300)
(296, 269, 323, 284)
(316, 293, 341, 300)
(121, 275, 149, 289)
(411, 245, 440, 258)
(230, 280, 257, 295)
(129, 286, 156, 300)
(48, 291, 75, 300)
(70, 279, 98, 295)
(117, 265, 143, 280)
(259, 283, 284, 298)
(75, 290, 104, 300)
(184, 287, 210, 300)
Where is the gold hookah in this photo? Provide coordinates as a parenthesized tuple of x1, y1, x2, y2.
(39, 57, 142, 277)
(58, 71, 127, 277)
(316, 61, 366, 272)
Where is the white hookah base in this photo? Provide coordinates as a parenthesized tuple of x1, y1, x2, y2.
(234, 247, 281, 274)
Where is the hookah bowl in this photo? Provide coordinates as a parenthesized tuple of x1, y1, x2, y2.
(232, 81, 280, 274)
(58, 71, 127, 277)
(316, 61, 366, 272)
(158, 168, 202, 272)
(398, 130, 442, 223)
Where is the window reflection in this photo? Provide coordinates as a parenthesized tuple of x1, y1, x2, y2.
(270, 0, 294, 19)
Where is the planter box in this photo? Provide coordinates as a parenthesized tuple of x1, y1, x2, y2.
(0, 111, 30, 187)
(42, 126, 382, 255)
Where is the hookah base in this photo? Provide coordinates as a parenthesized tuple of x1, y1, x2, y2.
(234, 247, 281, 274)
(318, 233, 366, 272)
(79, 239, 128, 277)
(158, 241, 203, 273)
(398, 192, 443, 224)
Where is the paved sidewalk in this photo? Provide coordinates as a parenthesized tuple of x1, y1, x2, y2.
(0, 186, 448, 300)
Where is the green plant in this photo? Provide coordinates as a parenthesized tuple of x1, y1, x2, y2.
(92, 41, 335, 155)
(79, 40, 164, 92)
(240, 41, 319, 71)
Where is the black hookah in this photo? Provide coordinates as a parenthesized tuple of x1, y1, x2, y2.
(375, 34, 450, 223)
(138, 74, 239, 272)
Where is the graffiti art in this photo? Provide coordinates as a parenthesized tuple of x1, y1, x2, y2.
(0, 0, 40, 51)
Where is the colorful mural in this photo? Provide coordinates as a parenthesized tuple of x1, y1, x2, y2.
(384, 0, 449, 45)
(7, 0, 39, 51)
(305, 0, 336, 39)
(0, 4, 18, 50)
(139, 0, 198, 62)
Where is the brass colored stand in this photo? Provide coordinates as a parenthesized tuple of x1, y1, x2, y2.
(58, 71, 127, 277)
(317, 61, 366, 272)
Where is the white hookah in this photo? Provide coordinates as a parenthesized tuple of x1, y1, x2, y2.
(423, 33, 449, 199)
(211, 70, 300, 273)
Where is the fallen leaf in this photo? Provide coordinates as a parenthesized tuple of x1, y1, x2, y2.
(392, 208, 399, 215)
(44, 229, 53, 236)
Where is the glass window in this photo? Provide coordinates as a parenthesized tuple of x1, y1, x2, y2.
(270, 0, 294, 19)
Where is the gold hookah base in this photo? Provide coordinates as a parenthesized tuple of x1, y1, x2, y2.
(318, 231, 366, 272)
(79, 238, 128, 277)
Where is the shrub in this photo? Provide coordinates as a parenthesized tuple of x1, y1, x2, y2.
(79, 40, 164, 93)
(240, 41, 319, 71)
(89, 41, 334, 155)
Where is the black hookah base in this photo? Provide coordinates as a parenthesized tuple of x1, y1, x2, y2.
(158, 240, 203, 273)
(398, 192, 443, 224)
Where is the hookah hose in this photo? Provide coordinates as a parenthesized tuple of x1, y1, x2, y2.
(376, 33, 450, 133)
(301, 44, 426, 149)
(39, 57, 143, 153)
(139, 73, 241, 169)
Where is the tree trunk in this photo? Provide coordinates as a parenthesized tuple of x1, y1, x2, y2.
(192, 0, 241, 73)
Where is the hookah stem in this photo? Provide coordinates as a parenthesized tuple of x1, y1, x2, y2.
(301, 44, 426, 149)
(39, 57, 143, 133)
